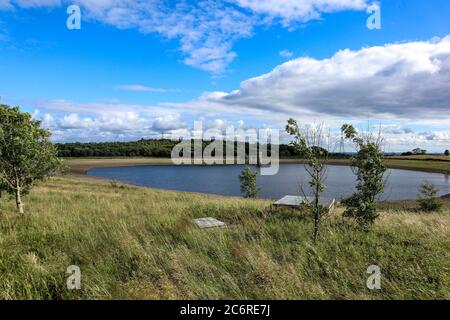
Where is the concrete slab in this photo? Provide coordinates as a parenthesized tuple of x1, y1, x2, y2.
(193, 217, 226, 229)
(274, 195, 336, 212)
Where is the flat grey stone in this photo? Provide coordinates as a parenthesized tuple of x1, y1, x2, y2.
(193, 217, 226, 229)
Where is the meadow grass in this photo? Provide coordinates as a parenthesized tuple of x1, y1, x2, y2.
(0, 176, 449, 300)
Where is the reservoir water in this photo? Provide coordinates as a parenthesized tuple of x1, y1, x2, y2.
(88, 164, 450, 201)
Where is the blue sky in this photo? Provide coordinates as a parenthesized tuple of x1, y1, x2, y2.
(0, 0, 449, 152)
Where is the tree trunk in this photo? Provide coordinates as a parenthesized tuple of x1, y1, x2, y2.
(15, 182, 24, 215)
(313, 170, 320, 244)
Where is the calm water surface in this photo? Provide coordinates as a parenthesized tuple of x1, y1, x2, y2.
(88, 164, 450, 201)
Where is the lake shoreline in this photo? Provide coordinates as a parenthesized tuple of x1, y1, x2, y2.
(65, 157, 450, 175)
(64, 158, 450, 204)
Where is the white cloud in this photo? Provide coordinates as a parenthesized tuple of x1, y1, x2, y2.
(189, 37, 450, 122)
(279, 49, 293, 58)
(59, 113, 94, 129)
(41, 113, 55, 127)
(32, 99, 177, 118)
(233, 0, 368, 25)
(114, 84, 184, 93)
(48, 111, 157, 141)
(382, 130, 450, 152)
(35, 99, 222, 140)
(2, 0, 256, 73)
(2, 0, 370, 73)
(28, 99, 190, 141)
(152, 114, 186, 131)
(13, 0, 61, 8)
(58, 111, 150, 131)
(115, 85, 167, 93)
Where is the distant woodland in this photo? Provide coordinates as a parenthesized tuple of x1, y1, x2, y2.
(56, 139, 345, 158)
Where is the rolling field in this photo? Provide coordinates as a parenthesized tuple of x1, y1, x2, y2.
(0, 176, 449, 300)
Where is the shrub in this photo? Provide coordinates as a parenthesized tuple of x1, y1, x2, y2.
(418, 181, 443, 212)
(239, 166, 260, 199)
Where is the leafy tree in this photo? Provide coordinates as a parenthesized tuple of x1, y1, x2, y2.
(239, 166, 260, 198)
(418, 181, 443, 212)
(286, 118, 328, 243)
(445, 150, 449, 156)
(0, 105, 62, 214)
(341, 124, 386, 227)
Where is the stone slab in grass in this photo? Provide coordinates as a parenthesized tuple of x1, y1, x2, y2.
(274, 195, 336, 212)
(193, 217, 226, 229)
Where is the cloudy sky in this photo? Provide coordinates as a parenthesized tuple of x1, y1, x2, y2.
(0, 0, 449, 152)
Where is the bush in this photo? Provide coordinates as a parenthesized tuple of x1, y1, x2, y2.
(239, 166, 260, 198)
(418, 181, 443, 212)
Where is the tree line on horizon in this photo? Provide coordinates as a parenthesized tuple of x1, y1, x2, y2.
(55, 139, 348, 159)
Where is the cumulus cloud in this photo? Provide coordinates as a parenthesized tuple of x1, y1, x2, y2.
(188, 37, 450, 121)
(58, 112, 148, 131)
(152, 114, 186, 132)
(2, 0, 370, 73)
(382, 130, 450, 152)
(32, 99, 176, 117)
(28, 98, 192, 141)
(59, 113, 94, 129)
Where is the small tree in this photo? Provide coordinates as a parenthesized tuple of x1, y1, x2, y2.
(0, 105, 62, 214)
(239, 166, 260, 198)
(286, 119, 328, 243)
(445, 150, 449, 156)
(418, 181, 442, 212)
(341, 124, 386, 227)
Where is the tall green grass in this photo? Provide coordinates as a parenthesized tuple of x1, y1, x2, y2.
(0, 177, 449, 300)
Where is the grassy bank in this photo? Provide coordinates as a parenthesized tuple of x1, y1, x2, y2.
(64, 157, 450, 175)
(0, 177, 449, 299)
(385, 155, 450, 174)
(64, 158, 174, 175)
(388, 155, 450, 162)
